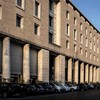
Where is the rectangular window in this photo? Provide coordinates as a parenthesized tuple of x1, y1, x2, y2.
(66, 24, 70, 36)
(74, 17, 77, 25)
(49, 0, 54, 11)
(80, 34, 83, 44)
(85, 27, 87, 34)
(80, 48, 82, 55)
(80, 23, 82, 30)
(85, 50, 87, 57)
(16, 14, 23, 28)
(34, 23, 39, 35)
(49, 16, 53, 28)
(90, 53, 92, 59)
(17, 0, 22, 7)
(66, 40, 69, 49)
(49, 32, 53, 43)
(74, 29, 77, 40)
(74, 44, 76, 52)
(66, 10, 69, 20)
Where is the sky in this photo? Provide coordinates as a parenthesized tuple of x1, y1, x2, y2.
(71, 0, 100, 31)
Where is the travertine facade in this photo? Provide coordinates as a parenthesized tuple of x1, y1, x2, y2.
(0, 0, 99, 83)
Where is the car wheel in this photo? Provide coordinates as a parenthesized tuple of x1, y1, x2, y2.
(3, 92, 8, 98)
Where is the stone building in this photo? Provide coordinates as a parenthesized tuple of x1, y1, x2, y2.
(0, 0, 100, 83)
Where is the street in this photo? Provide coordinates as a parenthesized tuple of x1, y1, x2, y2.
(1, 89, 100, 100)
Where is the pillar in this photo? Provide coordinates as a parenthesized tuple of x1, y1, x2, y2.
(93, 66, 96, 83)
(80, 62, 84, 83)
(38, 49, 49, 82)
(23, 44, 30, 83)
(74, 60, 79, 83)
(89, 65, 93, 83)
(55, 55, 65, 83)
(2, 37, 10, 82)
(96, 67, 99, 82)
(68, 58, 72, 82)
(85, 64, 89, 83)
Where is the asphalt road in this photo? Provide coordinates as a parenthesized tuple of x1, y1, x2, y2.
(1, 89, 100, 100)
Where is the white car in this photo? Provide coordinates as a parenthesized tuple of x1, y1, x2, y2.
(61, 83, 70, 92)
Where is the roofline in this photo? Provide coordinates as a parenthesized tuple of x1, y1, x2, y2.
(66, 0, 100, 33)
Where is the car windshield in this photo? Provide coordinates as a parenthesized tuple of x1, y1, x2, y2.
(53, 82, 62, 86)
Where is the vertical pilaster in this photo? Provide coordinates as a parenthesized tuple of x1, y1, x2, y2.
(2, 37, 10, 82)
(93, 66, 96, 83)
(68, 58, 72, 82)
(38, 49, 49, 82)
(55, 55, 65, 83)
(89, 65, 93, 82)
(96, 67, 99, 82)
(23, 44, 30, 83)
(74, 60, 79, 83)
(80, 62, 84, 83)
(85, 64, 89, 83)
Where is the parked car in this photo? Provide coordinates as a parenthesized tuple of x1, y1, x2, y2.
(0, 83, 21, 98)
(61, 83, 70, 92)
(67, 83, 78, 91)
(77, 83, 88, 91)
(38, 82, 55, 94)
(49, 82, 66, 93)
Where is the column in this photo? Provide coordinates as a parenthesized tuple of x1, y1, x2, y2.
(80, 62, 84, 83)
(96, 67, 99, 82)
(55, 55, 65, 83)
(85, 64, 89, 83)
(89, 65, 93, 83)
(2, 37, 10, 82)
(68, 58, 72, 82)
(93, 66, 96, 83)
(38, 49, 49, 82)
(74, 60, 79, 83)
(23, 44, 30, 83)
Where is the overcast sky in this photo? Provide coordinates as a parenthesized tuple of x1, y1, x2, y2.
(71, 0, 100, 31)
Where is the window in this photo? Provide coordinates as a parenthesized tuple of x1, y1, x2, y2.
(80, 34, 83, 44)
(16, 0, 24, 9)
(74, 44, 76, 52)
(85, 27, 87, 34)
(97, 46, 99, 54)
(74, 29, 77, 40)
(85, 38, 88, 47)
(16, 14, 23, 28)
(49, 32, 54, 43)
(93, 44, 96, 52)
(94, 35, 95, 41)
(90, 53, 92, 59)
(34, 23, 39, 35)
(85, 50, 87, 57)
(49, 16, 53, 28)
(66, 40, 69, 49)
(93, 55, 95, 61)
(35, 0, 40, 18)
(74, 17, 77, 25)
(90, 31, 92, 37)
(90, 41, 92, 49)
(66, 24, 70, 36)
(80, 48, 82, 55)
(49, 0, 54, 11)
(97, 56, 99, 62)
(80, 23, 82, 30)
(97, 38, 99, 43)
(66, 10, 70, 20)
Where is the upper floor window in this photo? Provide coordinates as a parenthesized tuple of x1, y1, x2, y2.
(34, 0, 40, 18)
(97, 38, 99, 43)
(66, 24, 70, 36)
(49, 0, 54, 12)
(34, 23, 40, 35)
(49, 32, 54, 43)
(66, 40, 69, 49)
(85, 27, 87, 34)
(94, 35, 96, 41)
(85, 38, 88, 47)
(85, 50, 88, 57)
(74, 17, 77, 25)
(49, 16, 54, 29)
(80, 48, 82, 55)
(90, 31, 92, 37)
(74, 29, 77, 40)
(80, 34, 83, 44)
(16, 0, 24, 9)
(66, 10, 70, 20)
(74, 44, 76, 52)
(90, 41, 92, 49)
(80, 23, 82, 30)
(16, 14, 23, 28)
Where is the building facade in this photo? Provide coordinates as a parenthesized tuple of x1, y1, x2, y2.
(0, 0, 100, 84)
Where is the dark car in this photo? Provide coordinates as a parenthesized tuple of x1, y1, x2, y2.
(35, 84, 45, 95)
(20, 84, 37, 96)
(38, 82, 55, 94)
(77, 83, 88, 91)
(0, 83, 21, 98)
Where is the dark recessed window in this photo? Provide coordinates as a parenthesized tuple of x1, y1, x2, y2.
(34, 23, 39, 35)
(49, 32, 53, 43)
(17, 0, 22, 7)
(49, 0, 53, 11)
(16, 14, 22, 28)
(35, 1, 39, 17)
(49, 16, 53, 28)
